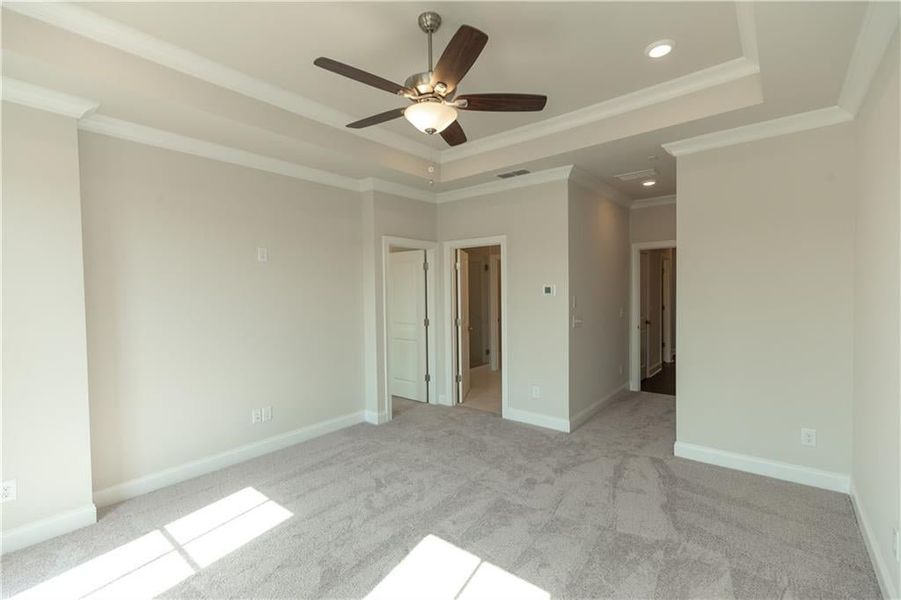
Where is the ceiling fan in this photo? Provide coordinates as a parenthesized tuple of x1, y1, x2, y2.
(313, 11, 547, 146)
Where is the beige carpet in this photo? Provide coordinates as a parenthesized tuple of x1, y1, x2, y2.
(1, 392, 880, 599)
(462, 364, 501, 414)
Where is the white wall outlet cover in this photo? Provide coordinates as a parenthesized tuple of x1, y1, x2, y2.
(1, 479, 17, 503)
(542, 284, 556, 296)
(800, 428, 817, 447)
(257, 247, 269, 262)
(531, 385, 541, 399)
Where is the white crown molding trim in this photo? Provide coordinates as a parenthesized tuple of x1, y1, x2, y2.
(1, 77, 99, 119)
(569, 167, 632, 208)
(674, 441, 850, 493)
(5, 2, 437, 161)
(662, 105, 853, 157)
(734, 2, 759, 65)
(359, 177, 435, 203)
(435, 165, 574, 203)
(569, 383, 627, 432)
(837, 2, 900, 116)
(631, 195, 676, 210)
(440, 57, 760, 163)
(504, 407, 571, 433)
(94, 410, 366, 507)
(850, 480, 899, 600)
(1, 503, 97, 555)
(80, 114, 367, 192)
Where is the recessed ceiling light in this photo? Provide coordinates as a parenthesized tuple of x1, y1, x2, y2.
(642, 179, 657, 187)
(645, 40, 674, 59)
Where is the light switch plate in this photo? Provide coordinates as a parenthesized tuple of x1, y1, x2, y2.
(262, 406, 272, 422)
(257, 247, 269, 262)
(251, 408, 262, 424)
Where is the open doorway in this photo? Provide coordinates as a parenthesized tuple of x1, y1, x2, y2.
(630, 240, 676, 395)
(383, 238, 437, 420)
(452, 244, 503, 415)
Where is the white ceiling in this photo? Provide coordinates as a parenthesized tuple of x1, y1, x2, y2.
(1, 1, 873, 201)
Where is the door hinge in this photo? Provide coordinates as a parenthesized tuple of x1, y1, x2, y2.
(425, 373, 431, 383)
(455, 261, 461, 271)
(423, 261, 429, 271)
(455, 374, 462, 383)
(424, 318, 430, 327)
(455, 317, 462, 327)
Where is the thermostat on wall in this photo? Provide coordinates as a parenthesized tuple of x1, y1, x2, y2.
(543, 284, 556, 296)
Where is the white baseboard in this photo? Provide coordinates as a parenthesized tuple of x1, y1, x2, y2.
(1, 503, 97, 555)
(94, 410, 366, 507)
(364, 410, 387, 424)
(673, 441, 850, 493)
(850, 481, 899, 600)
(569, 383, 628, 431)
(647, 362, 662, 378)
(504, 407, 570, 433)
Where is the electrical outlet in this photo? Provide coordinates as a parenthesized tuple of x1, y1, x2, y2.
(2, 479, 17, 503)
(256, 247, 269, 263)
(262, 406, 272, 422)
(251, 408, 262, 424)
(531, 385, 541, 399)
(800, 428, 817, 447)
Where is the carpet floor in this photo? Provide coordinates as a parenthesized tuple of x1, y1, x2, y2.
(1, 392, 880, 599)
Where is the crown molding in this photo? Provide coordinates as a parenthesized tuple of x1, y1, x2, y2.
(1, 77, 99, 119)
(735, 2, 759, 65)
(6, 2, 438, 161)
(661, 105, 853, 157)
(440, 57, 760, 163)
(435, 165, 574, 204)
(358, 177, 435, 203)
(630, 195, 676, 210)
(569, 167, 632, 208)
(837, 2, 900, 116)
(79, 113, 365, 192)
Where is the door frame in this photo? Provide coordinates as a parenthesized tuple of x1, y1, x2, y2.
(662, 252, 673, 364)
(630, 240, 676, 391)
(381, 236, 438, 422)
(442, 236, 508, 417)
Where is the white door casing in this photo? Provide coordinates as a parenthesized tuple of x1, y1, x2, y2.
(388, 250, 427, 402)
(630, 240, 677, 392)
(640, 251, 649, 378)
(457, 249, 472, 401)
(489, 254, 501, 371)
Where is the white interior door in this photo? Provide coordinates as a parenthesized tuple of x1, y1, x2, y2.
(488, 254, 500, 371)
(459, 250, 471, 400)
(640, 251, 649, 378)
(388, 250, 427, 402)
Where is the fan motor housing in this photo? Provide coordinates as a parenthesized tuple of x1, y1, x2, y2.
(418, 12, 441, 33)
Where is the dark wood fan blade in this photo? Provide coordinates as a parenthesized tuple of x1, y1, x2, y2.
(314, 57, 412, 96)
(457, 94, 547, 111)
(440, 120, 467, 146)
(347, 107, 407, 129)
(431, 26, 488, 93)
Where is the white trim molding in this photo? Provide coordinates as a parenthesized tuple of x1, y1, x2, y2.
(1, 503, 97, 555)
(850, 481, 900, 600)
(630, 195, 676, 210)
(674, 441, 850, 493)
(569, 167, 632, 208)
(662, 106, 853, 157)
(441, 57, 759, 163)
(838, 2, 901, 116)
(569, 383, 628, 432)
(1, 77, 99, 119)
(504, 407, 571, 433)
(5, 2, 436, 161)
(436, 165, 574, 203)
(359, 178, 434, 203)
(93, 410, 366, 507)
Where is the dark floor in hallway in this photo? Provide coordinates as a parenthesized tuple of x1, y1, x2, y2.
(642, 360, 676, 395)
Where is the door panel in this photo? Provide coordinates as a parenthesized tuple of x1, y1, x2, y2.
(640, 251, 649, 378)
(388, 250, 427, 402)
(459, 250, 471, 400)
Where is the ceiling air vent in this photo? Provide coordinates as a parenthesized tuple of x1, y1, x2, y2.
(614, 168, 657, 182)
(496, 169, 531, 179)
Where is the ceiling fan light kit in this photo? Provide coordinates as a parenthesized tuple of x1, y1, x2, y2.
(313, 11, 548, 146)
